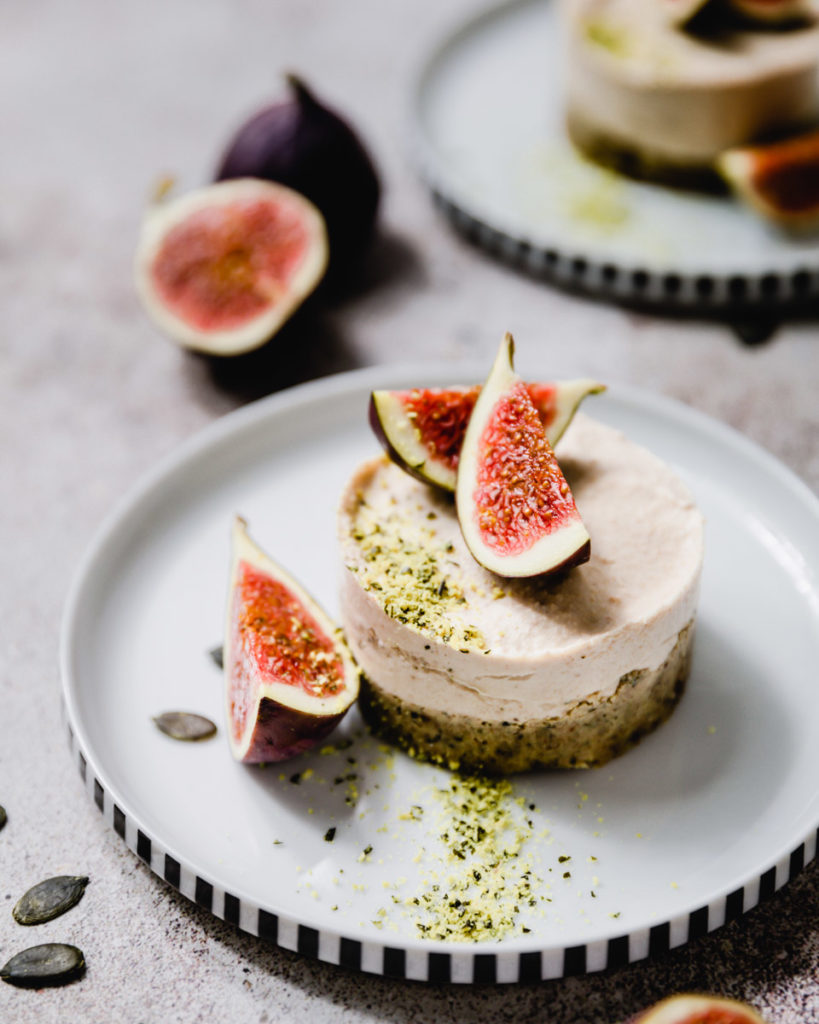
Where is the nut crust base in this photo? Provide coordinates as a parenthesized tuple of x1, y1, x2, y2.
(359, 621, 695, 774)
(566, 110, 726, 193)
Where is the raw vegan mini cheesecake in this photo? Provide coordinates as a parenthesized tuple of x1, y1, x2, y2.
(563, 0, 819, 188)
(337, 412, 704, 774)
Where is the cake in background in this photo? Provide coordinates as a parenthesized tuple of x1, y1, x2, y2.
(563, 0, 819, 190)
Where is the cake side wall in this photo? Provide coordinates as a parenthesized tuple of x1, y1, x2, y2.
(357, 621, 695, 774)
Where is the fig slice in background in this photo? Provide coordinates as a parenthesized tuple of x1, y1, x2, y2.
(630, 993, 770, 1024)
(224, 517, 358, 763)
(369, 378, 604, 492)
(456, 334, 591, 579)
(728, 0, 813, 22)
(134, 178, 328, 356)
(717, 129, 819, 230)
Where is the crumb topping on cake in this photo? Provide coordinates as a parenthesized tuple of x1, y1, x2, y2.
(346, 484, 486, 652)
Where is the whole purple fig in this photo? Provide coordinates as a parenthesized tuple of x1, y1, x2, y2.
(216, 75, 380, 284)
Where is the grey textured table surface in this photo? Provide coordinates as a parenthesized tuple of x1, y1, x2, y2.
(2, 1, 819, 1021)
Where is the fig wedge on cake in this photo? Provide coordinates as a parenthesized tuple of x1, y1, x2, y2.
(369, 378, 603, 492)
(224, 517, 358, 763)
(455, 334, 591, 578)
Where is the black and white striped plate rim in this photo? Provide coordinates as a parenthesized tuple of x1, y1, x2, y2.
(410, 0, 819, 311)
(63, 699, 817, 983)
(422, 180, 819, 310)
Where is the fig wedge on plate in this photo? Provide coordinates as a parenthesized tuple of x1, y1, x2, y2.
(135, 178, 328, 356)
(630, 993, 769, 1024)
(224, 517, 358, 763)
(456, 334, 590, 579)
(370, 378, 604, 492)
(718, 129, 819, 230)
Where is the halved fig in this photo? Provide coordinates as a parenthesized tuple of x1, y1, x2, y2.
(728, 0, 813, 22)
(135, 179, 328, 356)
(224, 517, 358, 763)
(455, 334, 591, 579)
(370, 378, 604, 492)
(718, 129, 819, 229)
(631, 993, 769, 1024)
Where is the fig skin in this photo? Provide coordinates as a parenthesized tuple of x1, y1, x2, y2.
(630, 993, 769, 1024)
(238, 696, 344, 764)
(368, 386, 475, 492)
(216, 75, 380, 284)
(455, 334, 591, 579)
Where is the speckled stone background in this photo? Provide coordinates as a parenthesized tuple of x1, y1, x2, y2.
(2, 1, 819, 1021)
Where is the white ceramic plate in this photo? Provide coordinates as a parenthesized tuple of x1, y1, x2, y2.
(413, 0, 819, 307)
(61, 365, 819, 983)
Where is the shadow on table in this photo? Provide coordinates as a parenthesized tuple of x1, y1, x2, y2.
(320, 225, 428, 306)
(612, 297, 818, 349)
(179, 229, 425, 409)
(541, 278, 819, 349)
(180, 307, 360, 409)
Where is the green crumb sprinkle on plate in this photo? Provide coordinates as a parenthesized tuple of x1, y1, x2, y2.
(585, 19, 629, 56)
(267, 732, 611, 944)
(388, 774, 545, 942)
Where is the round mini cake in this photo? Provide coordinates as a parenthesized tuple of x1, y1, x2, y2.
(563, 0, 819, 188)
(337, 414, 704, 774)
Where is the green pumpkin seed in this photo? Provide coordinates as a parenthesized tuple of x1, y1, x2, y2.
(0, 804, 6, 831)
(1, 943, 85, 988)
(13, 875, 90, 926)
(153, 711, 217, 741)
(209, 645, 224, 669)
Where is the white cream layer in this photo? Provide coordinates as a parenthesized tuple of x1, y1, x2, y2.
(338, 415, 704, 725)
(564, 0, 819, 163)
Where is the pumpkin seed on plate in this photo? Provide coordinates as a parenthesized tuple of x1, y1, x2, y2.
(12, 875, 90, 926)
(209, 645, 224, 669)
(0, 804, 6, 831)
(1, 943, 85, 988)
(153, 711, 217, 741)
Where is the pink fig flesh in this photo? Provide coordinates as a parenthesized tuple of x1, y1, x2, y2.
(456, 335, 591, 579)
(134, 179, 328, 356)
(224, 517, 358, 763)
(631, 993, 769, 1024)
(369, 378, 604, 492)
